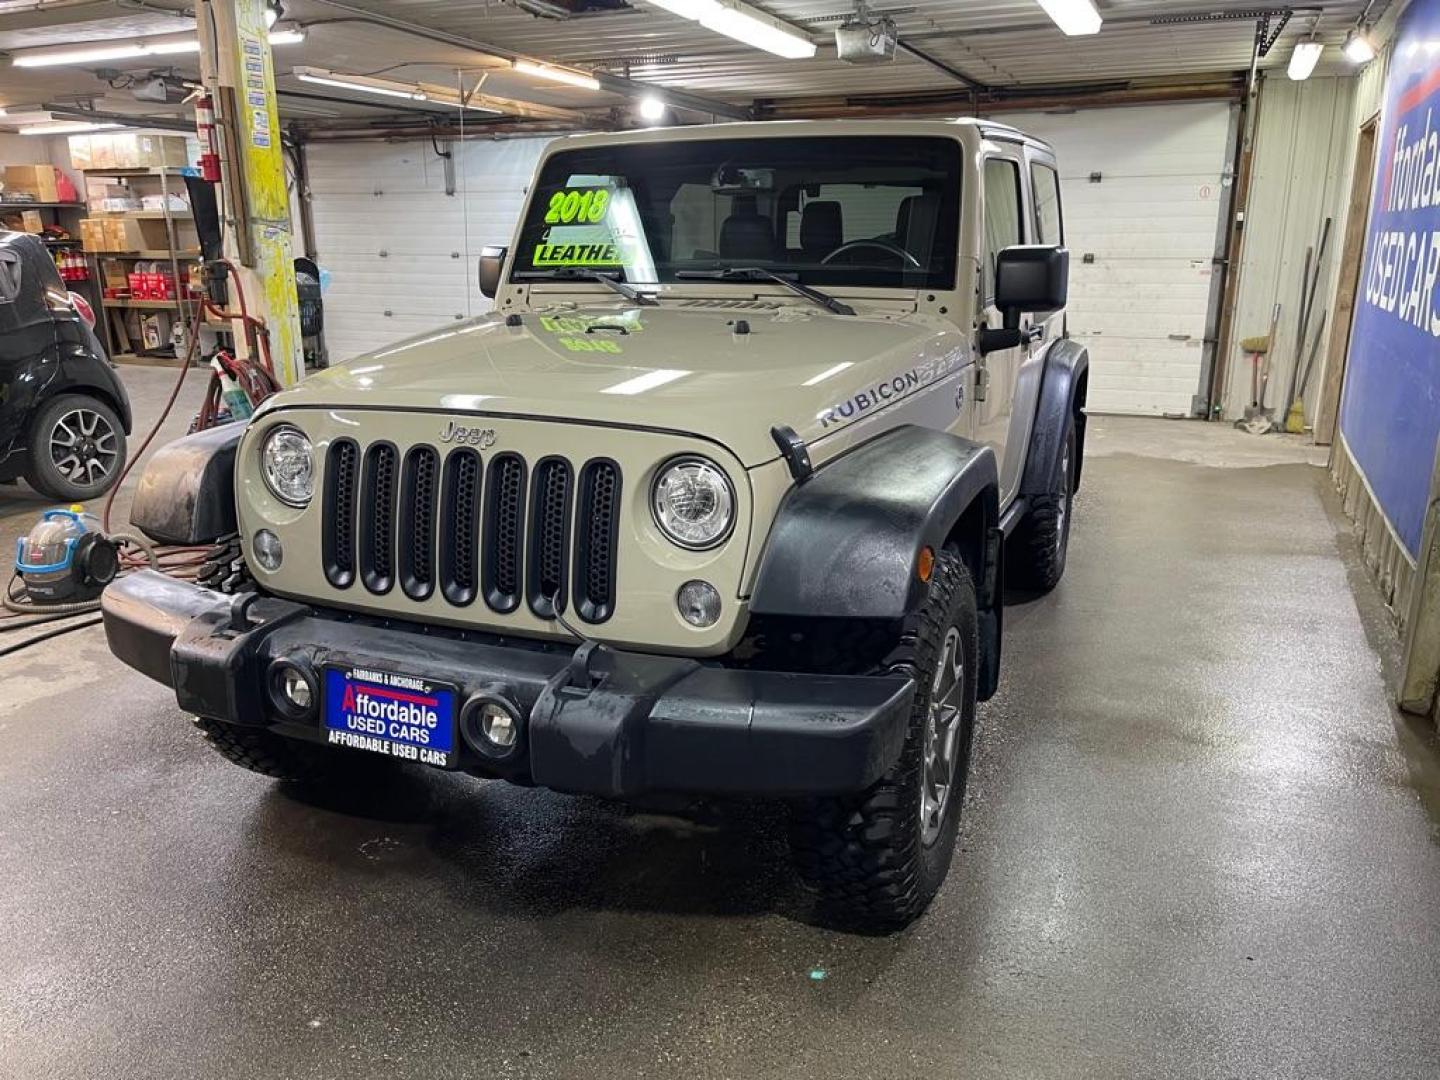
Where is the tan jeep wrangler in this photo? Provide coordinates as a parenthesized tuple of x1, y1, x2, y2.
(105, 119, 1088, 929)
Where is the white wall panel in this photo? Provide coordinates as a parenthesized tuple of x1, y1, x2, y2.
(999, 102, 1236, 416)
(1221, 76, 1358, 422)
(307, 137, 554, 364)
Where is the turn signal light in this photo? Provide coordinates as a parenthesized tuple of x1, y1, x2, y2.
(917, 546, 935, 583)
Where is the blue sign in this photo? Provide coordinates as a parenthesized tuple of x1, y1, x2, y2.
(323, 666, 456, 767)
(1342, 0, 1440, 557)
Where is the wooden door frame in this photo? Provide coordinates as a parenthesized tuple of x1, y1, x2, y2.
(1314, 114, 1380, 446)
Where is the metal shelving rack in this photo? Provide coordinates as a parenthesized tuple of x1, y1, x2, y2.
(0, 199, 101, 315)
(82, 167, 205, 365)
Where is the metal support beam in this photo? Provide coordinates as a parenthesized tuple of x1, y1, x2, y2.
(895, 40, 988, 95)
(200, 0, 304, 387)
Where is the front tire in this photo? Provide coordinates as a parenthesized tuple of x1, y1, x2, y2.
(24, 393, 127, 501)
(1011, 421, 1075, 592)
(194, 717, 392, 784)
(789, 547, 979, 930)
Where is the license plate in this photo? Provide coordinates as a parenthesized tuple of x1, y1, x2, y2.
(322, 665, 457, 768)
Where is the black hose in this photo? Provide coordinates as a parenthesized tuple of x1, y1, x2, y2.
(0, 617, 104, 660)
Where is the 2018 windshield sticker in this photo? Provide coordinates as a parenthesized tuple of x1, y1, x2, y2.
(817, 352, 964, 429)
(544, 187, 611, 225)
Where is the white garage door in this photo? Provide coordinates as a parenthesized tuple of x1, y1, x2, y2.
(307, 137, 555, 363)
(1000, 103, 1235, 416)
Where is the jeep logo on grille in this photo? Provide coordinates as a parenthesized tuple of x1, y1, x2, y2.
(438, 421, 497, 448)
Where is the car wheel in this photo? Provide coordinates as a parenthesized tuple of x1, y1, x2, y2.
(193, 716, 396, 784)
(24, 393, 128, 502)
(789, 546, 979, 931)
(1011, 420, 1075, 592)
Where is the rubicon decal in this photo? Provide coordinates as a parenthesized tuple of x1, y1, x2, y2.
(818, 351, 965, 429)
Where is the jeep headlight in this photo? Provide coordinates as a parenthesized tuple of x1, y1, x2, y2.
(260, 425, 314, 507)
(651, 456, 735, 550)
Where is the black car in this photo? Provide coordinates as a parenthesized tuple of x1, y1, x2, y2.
(0, 230, 131, 501)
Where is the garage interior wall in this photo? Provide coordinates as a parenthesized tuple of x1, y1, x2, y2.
(1222, 76, 1360, 423)
(1326, 16, 1420, 630)
(305, 136, 555, 363)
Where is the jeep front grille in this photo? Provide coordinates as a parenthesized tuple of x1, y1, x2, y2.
(323, 441, 621, 624)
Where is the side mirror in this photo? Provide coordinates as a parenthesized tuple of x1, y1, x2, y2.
(980, 245, 1069, 355)
(478, 245, 508, 299)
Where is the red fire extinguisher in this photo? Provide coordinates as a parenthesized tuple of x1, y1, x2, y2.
(196, 92, 221, 183)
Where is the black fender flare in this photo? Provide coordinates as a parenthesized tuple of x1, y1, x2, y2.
(1020, 336, 1089, 498)
(751, 425, 998, 621)
(129, 424, 244, 545)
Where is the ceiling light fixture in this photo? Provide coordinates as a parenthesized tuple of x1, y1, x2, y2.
(1035, 0, 1102, 36)
(512, 60, 602, 91)
(294, 68, 428, 100)
(11, 32, 201, 67)
(19, 121, 123, 135)
(1288, 38, 1324, 80)
(268, 26, 307, 46)
(642, 0, 817, 60)
(1343, 28, 1376, 64)
(266, 2, 284, 29)
(638, 95, 666, 121)
(293, 67, 504, 112)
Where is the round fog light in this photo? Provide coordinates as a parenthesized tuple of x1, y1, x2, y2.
(479, 702, 518, 748)
(281, 668, 312, 711)
(677, 580, 721, 628)
(253, 529, 283, 571)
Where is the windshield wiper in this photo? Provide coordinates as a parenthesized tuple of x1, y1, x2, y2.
(513, 267, 658, 306)
(676, 267, 855, 316)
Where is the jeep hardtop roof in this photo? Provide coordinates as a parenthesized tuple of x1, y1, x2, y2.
(546, 117, 1056, 157)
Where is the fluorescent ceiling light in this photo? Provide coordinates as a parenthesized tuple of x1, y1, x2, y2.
(1288, 39, 1324, 80)
(643, 0, 816, 60)
(20, 121, 122, 135)
(11, 27, 301, 68)
(638, 95, 666, 121)
(1035, 0, 1102, 36)
(512, 60, 602, 91)
(295, 67, 428, 101)
(293, 67, 503, 112)
(1343, 29, 1376, 64)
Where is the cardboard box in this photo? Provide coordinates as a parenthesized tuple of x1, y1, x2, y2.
(18, 210, 43, 234)
(102, 262, 130, 289)
(141, 312, 173, 351)
(79, 218, 108, 249)
(101, 217, 170, 252)
(68, 134, 93, 169)
(89, 133, 117, 170)
(136, 135, 191, 168)
(4, 165, 60, 203)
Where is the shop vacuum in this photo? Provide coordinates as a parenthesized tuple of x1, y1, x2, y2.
(14, 508, 120, 604)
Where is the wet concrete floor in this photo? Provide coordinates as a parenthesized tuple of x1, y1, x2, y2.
(1, 388, 1438, 1079)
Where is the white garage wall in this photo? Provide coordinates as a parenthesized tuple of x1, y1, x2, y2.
(998, 103, 1236, 416)
(306, 136, 556, 363)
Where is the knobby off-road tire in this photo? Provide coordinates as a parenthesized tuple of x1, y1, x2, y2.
(790, 547, 980, 931)
(1010, 421, 1075, 593)
(193, 718, 398, 784)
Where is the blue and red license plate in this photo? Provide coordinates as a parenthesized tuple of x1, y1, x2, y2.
(323, 665, 457, 768)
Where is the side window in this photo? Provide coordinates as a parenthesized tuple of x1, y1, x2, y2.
(1031, 162, 1063, 245)
(982, 157, 1023, 302)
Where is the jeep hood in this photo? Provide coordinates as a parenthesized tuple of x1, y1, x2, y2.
(270, 303, 970, 467)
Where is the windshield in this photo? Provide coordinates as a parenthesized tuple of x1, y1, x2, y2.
(511, 136, 962, 291)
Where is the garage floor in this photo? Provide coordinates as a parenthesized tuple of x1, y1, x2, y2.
(2, 372, 1438, 1080)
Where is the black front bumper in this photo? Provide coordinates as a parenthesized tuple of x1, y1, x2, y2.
(102, 571, 915, 798)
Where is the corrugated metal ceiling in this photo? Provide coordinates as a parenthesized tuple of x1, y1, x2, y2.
(0, 0, 1388, 127)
